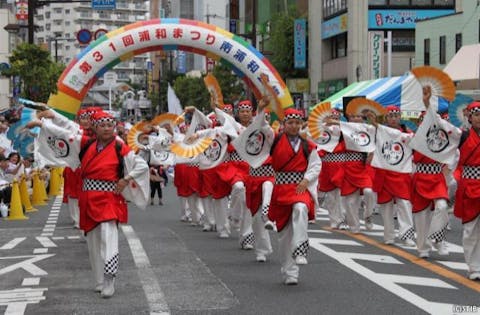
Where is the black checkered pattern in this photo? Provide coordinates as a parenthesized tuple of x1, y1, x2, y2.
(261, 204, 269, 216)
(400, 227, 415, 241)
(322, 152, 363, 163)
(428, 225, 447, 243)
(241, 233, 255, 248)
(104, 253, 119, 276)
(292, 240, 309, 259)
(470, 107, 480, 114)
(83, 179, 116, 192)
(228, 151, 244, 162)
(462, 166, 480, 179)
(415, 163, 442, 174)
(285, 113, 303, 121)
(249, 165, 274, 177)
(275, 172, 304, 185)
(187, 162, 199, 167)
(93, 117, 115, 125)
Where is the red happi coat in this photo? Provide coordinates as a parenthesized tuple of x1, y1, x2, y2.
(269, 134, 316, 231)
(246, 157, 274, 215)
(63, 167, 81, 199)
(78, 137, 130, 233)
(217, 144, 249, 185)
(318, 143, 344, 192)
(455, 130, 480, 223)
(336, 139, 372, 196)
(411, 152, 448, 212)
(174, 163, 192, 197)
(201, 164, 232, 199)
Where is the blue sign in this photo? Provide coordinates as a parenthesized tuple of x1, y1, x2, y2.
(229, 19, 237, 34)
(177, 51, 186, 74)
(147, 61, 153, 71)
(294, 19, 306, 69)
(92, 0, 116, 10)
(368, 9, 454, 29)
(322, 13, 347, 39)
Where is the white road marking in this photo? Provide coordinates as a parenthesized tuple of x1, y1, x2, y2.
(120, 225, 170, 315)
(32, 248, 48, 254)
(436, 261, 469, 271)
(51, 237, 64, 240)
(0, 254, 55, 276)
(40, 233, 53, 237)
(0, 238, 26, 250)
(307, 229, 331, 234)
(66, 236, 80, 240)
(378, 273, 457, 289)
(21, 278, 40, 286)
(35, 237, 56, 248)
(0, 288, 47, 314)
(310, 237, 455, 314)
(315, 238, 363, 246)
(339, 252, 403, 264)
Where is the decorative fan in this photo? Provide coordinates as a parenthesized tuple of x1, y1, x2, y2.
(346, 98, 387, 117)
(260, 73, 285, 121)
(411, 66, 456, 101)
(170, 136, 213, 158)
(127, 121, 149, 152)
(307, 102, 332, 140)
(17, 98, 49, 111)
(449, 93, 473, 127)
(204, 73, 224, 109)
(151, 113, 182, 129)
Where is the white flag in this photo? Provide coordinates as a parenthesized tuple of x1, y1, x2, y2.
(167, 84, 183, 115)
(315, 124, 340, 153)
(340, 121, 376, 153)
(186, 109, 212, 138)
(35, 119, 81, 169)
(232, 112, 275, 168)
(371, 125, 413, 173)
(409, 105, 462, 167)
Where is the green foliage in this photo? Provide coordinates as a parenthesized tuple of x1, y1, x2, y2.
(211, 63, 244, 104)
(2, 43, 64, 102)
(173, 75, 210, 113)
(268, 6, 308, 79)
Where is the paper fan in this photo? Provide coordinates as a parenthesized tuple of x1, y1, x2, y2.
(204, 73, 224, 109)
(260, 73, 285, 121)
(170, 136, 213, 158)
(307, 102, 332, 140)
(151, 113, 182, 128)
(449, 93, 473, 127)
(127, 121, 150, 152)
(346, 98, 387, 116)
(411, 66, 456, 101)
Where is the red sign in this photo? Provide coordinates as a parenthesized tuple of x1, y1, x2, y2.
(16, 1, 28, 20)
(94, 28, 108, 40)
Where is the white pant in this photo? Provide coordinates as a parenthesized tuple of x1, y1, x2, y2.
(380, 198, 414, 243)
(212, 197, 230, 236)
(324, 188, 344, 228)
(86, 221, 119, 288)
(278, 203, 309, 281)
(251, 181, 274, 256)
(342, 188, 375, 233)
(463, 215, 480, 273)
(179, 196, 190, 218)
(414, 199, 448, 255)
(187, 194, 204, 224)
(231, 181, 247, 224)
(68, 198, 80, 229)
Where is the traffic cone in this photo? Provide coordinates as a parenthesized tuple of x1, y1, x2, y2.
(20, 175, 37, 213)
(6, 179, 28, 220)
(32, 170, 47, 206)
(48, 167, 61, 196)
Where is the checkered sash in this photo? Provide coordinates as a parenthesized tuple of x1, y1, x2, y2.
(462, 165, 480, 179)
(83, 179, 116, 192)
(249, 164, 274, 177)
(275, 171, 304, 184)
(227, 150, 244, 162)
(415, 163, 442, 174)
(322, 152, 363, 163)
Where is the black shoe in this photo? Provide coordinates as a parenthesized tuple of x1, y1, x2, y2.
(159, 200, 163, 205)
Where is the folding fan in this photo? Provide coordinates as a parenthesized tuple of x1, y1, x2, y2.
(346, 97, 387, 117)
(151, 113, 182, 129)
(449, 93, 473, 128)
(411, 66, 456, 101)
(307, 102, 332, 140)
(260, 73, 285, 121)
(170, 136, 213, 158)
(271, 120, 281, 133)
(204, 73, 224, 109)
(127, 121, 150, 152)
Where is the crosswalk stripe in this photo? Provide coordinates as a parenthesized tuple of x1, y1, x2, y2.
(339, 252, 403, 264)
(377, 273, 457, 289)
(436, 261, 469, 271)
(0, 238, 26, 250)
(315, 238, 363, 246)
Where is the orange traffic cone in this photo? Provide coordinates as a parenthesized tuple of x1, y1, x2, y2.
(6, 179, 28, 220)
(48, 167, 61, 196)
(20, 175, 37, 213)
(32, 170, 47, 206)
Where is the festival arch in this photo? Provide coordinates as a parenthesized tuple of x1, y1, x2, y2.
(47, 18, 294, 119)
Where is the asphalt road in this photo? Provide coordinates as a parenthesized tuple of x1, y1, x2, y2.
(0, 185, 479, 315)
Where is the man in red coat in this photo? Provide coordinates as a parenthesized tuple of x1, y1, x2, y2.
(267, 108, 321, 285)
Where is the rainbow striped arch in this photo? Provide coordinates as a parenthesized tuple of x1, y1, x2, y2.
(47, 18, 293, 119)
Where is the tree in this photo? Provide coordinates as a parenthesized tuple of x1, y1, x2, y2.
(173, 75, 210, 113)
(268, 6, 308, 79)
(1, 43, 64, 102)
(211, 63, 244, 104)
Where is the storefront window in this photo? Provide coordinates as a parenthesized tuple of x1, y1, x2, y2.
(323, 0, 347, 18)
